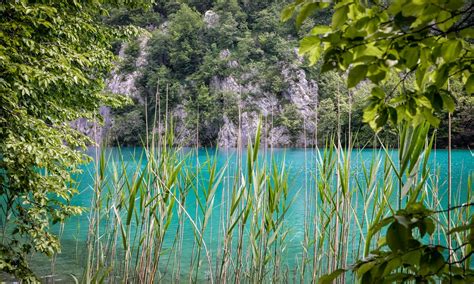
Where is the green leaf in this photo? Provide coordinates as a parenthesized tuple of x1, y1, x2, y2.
(401, 3, 424, 17)
(466, 74, 474, 94)
(402, 249, 421, 266)
(427, 250, 445, 273)
(401, 47, 419, 69)
(281, 4, 295, 22)
(368, 70, 387, 84)
(375, 107, 388, 129)
(363, 104, 379, 127)
(434, 65, 449, 88)
(437, 11, 458, 32)
(296, 3, 318, 28)
(347, 64, 368, 88)
(440, 92, 455, 113)
(310, 25, 331, 35)
(299, 36, 320, 55)
(383, 273, 415, 282)
(372, 87, 385, 99)
(357, 261, 376, 277)
(319, 268, 346, 284)
(425, 218, 435, 236)
(357, 44, 384, 58)
(308, 45, 323, 65)
(422, 109, 440, 127)
(446, 0, 464, 10)
(387, 221, 411, 252)
(361, 269, 373, 283)
(416, 64, 427, 89)
(441, 40, 461, 62)
(345, 25, 367, 39)
(388, 107, 398, 125)
(460, 28, 474, 38)
(383, 257, 402, 276)
(332, 5, 349, 28)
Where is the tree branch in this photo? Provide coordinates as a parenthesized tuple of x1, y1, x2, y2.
(434, 202, 474, 214)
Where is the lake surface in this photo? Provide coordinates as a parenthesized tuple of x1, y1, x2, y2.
(25, 147, 473, 282)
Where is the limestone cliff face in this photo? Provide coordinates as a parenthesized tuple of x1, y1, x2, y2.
(209, 45, 319, 147)
(210, 70, 318, 147)
(173, 104, 193, 145)
(72, 35, 150, 144)
(210, 49, 319, 147)
(79, 9, 321, 148)
(70, 106, 111, 144)
(105, 35, 150, 103)
(281, 61, 319, 146)
(100, 43, 318, 147)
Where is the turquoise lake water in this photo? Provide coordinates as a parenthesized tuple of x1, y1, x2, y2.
(24, 148, 473, 281)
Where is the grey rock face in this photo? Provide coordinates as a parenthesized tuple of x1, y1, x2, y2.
(204, 10, 220, 28)
(210, 76, 241, 94)
(105, 35, 150, 103)
(282, 65, 318, 131)
(219, 49, 239, 68)
(212, 62, 319, 148)
(73, 35, 150, 144)
(173, 104, 194, 145)
(217, 116, 238, 148)
(70, 106, 111, 145)
(251, 94, 279, 117)
(219, 49, 231, 59)
(74, 24, 321, 148)
(240, 111, 260, 145)
(268, 126, 291, 147)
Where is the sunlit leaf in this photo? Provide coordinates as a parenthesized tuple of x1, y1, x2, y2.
(347, 64, 368, 88)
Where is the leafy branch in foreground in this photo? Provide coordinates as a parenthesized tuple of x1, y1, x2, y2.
(320, 203, 474, 283)
(283, 0, 473, 131)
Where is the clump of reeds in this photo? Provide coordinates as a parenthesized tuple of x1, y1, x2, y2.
(50, 88, 471, 284)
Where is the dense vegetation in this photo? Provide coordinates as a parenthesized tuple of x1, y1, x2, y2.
(0, 0, 473, 282)
(105, 0, 472, 148)
(0, 0, 152, 280)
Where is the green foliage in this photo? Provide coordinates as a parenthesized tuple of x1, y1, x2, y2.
(100, 0, 470, 148)
(209, 0, 246, 49)
(436, 79, 474, 148)
(0, 0, 151, 280)
(316, 98, 337, 140)
(285, 0, 473, 131)
(339, 203, 474, 283)
(105, 7, 161, 28)
(120, 37, 141, 73)
(167, 4, 206, 77)
(276, 104, 303, 139)
(130, 1, 305, 146)
(185, 85, 229, 145)
(108, 106, 146, 146)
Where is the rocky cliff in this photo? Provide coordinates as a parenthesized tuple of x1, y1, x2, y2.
(209, 51, 319, 147)
(80, 7, 323, 148)
(79, 3, 471, 149)
(106, 35, 150, 103)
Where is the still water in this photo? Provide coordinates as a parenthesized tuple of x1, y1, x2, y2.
(27, 148, 473, 281)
